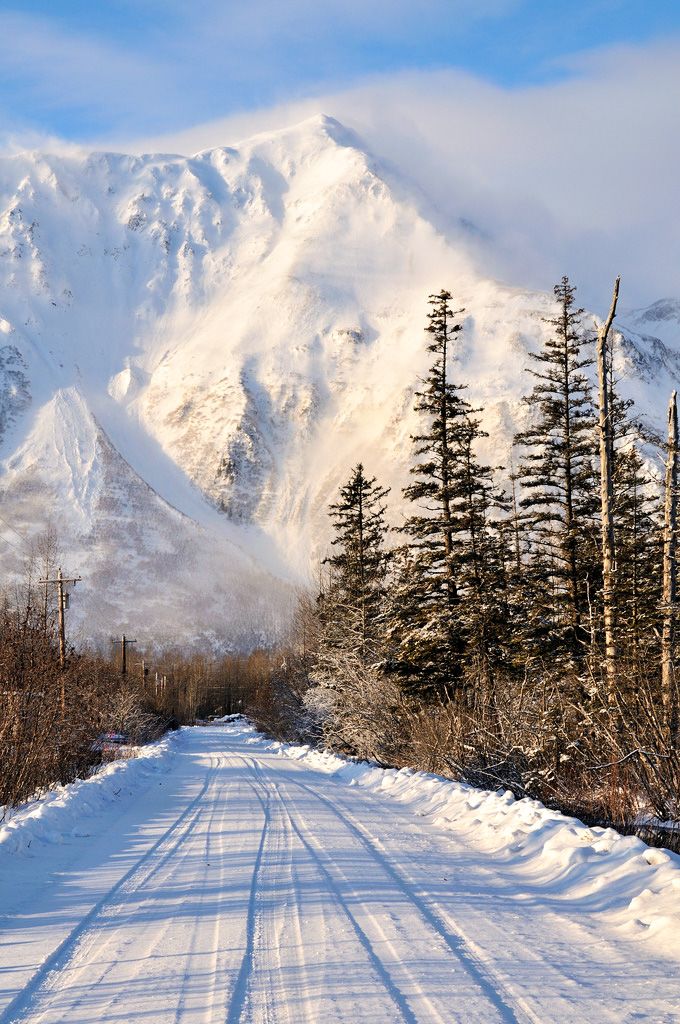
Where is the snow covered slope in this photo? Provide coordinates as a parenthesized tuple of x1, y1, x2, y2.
(0, 114, 677, 645)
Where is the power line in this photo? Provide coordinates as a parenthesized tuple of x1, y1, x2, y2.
(0, 530, 23, 555)
(0, 514, 33, 556)
(0, 513, 27, 542)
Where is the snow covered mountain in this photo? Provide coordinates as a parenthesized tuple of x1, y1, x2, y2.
(0, 114, 677, 647)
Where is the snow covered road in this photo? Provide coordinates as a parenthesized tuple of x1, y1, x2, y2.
(1, 724, 679, 1023)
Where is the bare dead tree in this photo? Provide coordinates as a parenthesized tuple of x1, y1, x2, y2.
(662, 390, 679, 742)
(596, 276, 620, 704)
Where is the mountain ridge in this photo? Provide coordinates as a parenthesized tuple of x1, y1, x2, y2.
(0, 114, 676, 646)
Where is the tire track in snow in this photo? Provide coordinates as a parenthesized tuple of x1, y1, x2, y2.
(46, 762, 218, 1024)
(385, 834, 629, 1024)
(201, 757, 234, 1024)
(256, 797, 291, 1024)
(278, 805, 317, 1024)
(264, 739, 651, 1024)
(247, 753, 535, 1023)
(289, 775, 540, 1024)
(315, 776, 643, 1024)
(228, 755, 315, 1024)
(243, 772, 327, 1024)
(9, 791, 212, 1023)
(275, 790, 323, 1024)
(223, 757, 271, 1024)
(282, 789, 460, 1024)
(281, 798, 423, 1024)
(242, 756, 419, 1024)
(170, 755, 227, 1024)
(0, 755, 222, 1024)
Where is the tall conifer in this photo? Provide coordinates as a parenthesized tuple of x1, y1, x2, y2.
(614, 446, 661, 661)
(514, 277, 599, 661)
(323, 464, 390, 661)
(387, 290, 505, 696)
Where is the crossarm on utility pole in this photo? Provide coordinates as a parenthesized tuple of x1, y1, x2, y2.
(37, 568, 82, 714)
(111, 635, 137, 675)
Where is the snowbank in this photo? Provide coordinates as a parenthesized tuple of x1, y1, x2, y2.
(4, 719, 679, 957)
(0, 731, 179, 856)
(259, 728, 680, 955)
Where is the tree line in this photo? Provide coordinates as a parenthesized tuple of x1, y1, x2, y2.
(4, 277, 679, 841)
(251, 279, 680, 842)
(0, 528, 271, 811)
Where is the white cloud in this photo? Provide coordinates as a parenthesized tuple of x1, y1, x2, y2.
(0, 11, 189, 134)
(153, 0, 517, 47)
(115, 40, 680, 311)
(0, 2, 517, 134)
(1, 11, 677, 311)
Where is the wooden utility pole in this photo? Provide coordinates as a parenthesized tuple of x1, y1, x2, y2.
(111, 634, 137, 675)
(38, 568, 82, 713)
(662, 391, 679, 740)
(597, 276, 620, 704)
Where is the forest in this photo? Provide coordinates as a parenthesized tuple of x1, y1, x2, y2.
(251, 278, 680, 846)
(2, 278, 679, 847)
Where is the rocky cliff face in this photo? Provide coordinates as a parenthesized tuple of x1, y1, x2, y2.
(0, 115, 676, 645)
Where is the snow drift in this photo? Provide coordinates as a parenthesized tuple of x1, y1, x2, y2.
(3, 721, 680, 959)
(0, 731, 177, 855)
(264, 726, 680, 956)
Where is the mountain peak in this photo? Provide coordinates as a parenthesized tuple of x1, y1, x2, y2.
(1, 114, 678, 646)
(203, 111, 370, 168)
(302, 112, 363, 147)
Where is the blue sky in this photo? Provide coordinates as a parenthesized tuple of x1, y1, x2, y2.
(0, 1, 678, 307)
(1, 0, 680, 141)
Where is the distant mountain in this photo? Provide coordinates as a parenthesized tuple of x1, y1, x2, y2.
(0, 114, 676, 646)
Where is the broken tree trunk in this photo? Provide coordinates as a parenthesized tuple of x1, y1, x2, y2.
(597, 276, 620, 706)
(662, 390, 679, 741)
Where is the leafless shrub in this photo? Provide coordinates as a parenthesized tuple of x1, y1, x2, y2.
(0, 565, 169, 813)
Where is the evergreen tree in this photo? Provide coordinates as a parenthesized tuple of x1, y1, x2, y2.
(514, 277, 599, 661)
(605, 331, 660, 670)
(306, 465, 392, 756)
(445, 412, 509, 689)
(502, 467, 548, 670)
(322, 463, 391, 661)
(387, 290, 506, 697)
(615, 445, 662, 662)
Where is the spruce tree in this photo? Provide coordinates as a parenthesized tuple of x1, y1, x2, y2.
(445, 411, 509, 689)
(308, 465, 391, 756)
(514, 277, 599, 661)
(502, 467, 548, 670)
(605, 329, 659, 670)
(614, 445, 661, 662)
(322, 464, 390, 661)
(387, 290, 506, 697)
